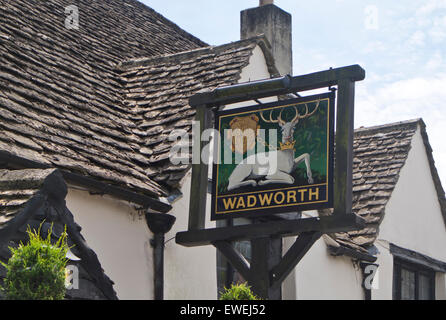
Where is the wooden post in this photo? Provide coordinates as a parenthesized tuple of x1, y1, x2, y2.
(268, 237, 282, 299)
(188, 105, 212, 231)
(250, 237, 272, 299)
(333, 79, 355, 215)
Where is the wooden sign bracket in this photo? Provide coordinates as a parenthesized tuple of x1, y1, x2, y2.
(176, 65, 366, 299)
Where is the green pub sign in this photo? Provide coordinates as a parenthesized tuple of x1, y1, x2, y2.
(211, 92, 335, 220)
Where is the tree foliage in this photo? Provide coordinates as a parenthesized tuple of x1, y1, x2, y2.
(1, 224, 69, 300)
(219, 283, 260, 300)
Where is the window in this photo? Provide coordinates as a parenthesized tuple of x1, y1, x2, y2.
(216, 219, 253, 296)
(393, 259, 435, 300)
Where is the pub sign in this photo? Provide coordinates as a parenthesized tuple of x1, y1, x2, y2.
(210, 92, 335, 220)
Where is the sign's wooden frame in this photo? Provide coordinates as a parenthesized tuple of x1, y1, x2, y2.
(210, 92, 335, 220)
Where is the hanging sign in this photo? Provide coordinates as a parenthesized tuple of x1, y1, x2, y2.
(210, 92, 335, 220)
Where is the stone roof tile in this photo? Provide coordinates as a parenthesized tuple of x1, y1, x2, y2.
(118, 37, 273, 188)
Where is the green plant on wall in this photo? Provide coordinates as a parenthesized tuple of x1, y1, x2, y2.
(1, 224, 69, 300)
(219, 282, 260, 300)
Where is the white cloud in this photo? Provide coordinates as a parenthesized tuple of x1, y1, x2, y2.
(408, 30, 426, 47)
(416, 0, 446, 16)
(292, 49, 339, 75)
(362, 40, 386, 54)
(426, 51, 443, 70)
(429, 25, 446, 43)
(356, 73, 446, 186)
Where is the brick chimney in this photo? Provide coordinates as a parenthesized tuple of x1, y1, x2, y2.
(241, 1, 292, 76)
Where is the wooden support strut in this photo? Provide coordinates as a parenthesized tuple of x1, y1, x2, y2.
(210, 232, 322, 300)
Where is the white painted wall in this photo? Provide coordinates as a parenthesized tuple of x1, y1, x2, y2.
(379, 126, 446, 261)
(436, 273, 446, 300)
(164, 173, 217, 300)
(227, 45, 277, 110)
(239, 45, 271, 84)
(283, 236, 364, 300)
(66, 188, 154, 300)
(374, 125, 446, 299)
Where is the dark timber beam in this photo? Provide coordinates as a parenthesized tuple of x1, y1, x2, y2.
(188, 106, 213, 231)
(189, 65, 365, 107)
(390, 243, 446, 272)
(212, 241, 251, 282)
(177, 214, 365, 247)
(333, 79, 355, 215)
(250, 237, 277, 299)
(329, 245, 377, 263)
(63, 171, 172, 213)
(212, 233, 322, 300)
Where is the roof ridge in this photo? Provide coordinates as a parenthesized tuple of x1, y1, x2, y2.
(354, 118, 422, 135)
(0, 168, 58, 188)
(125, 0, 207, 48)
(118, 35, 269, 71)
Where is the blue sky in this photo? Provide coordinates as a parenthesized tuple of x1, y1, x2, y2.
(143, 0, 446, 186)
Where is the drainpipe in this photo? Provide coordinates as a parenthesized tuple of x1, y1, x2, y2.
(145, 211, 176, 300)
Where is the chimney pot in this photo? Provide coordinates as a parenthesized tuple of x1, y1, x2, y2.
(259, 0, 274, 6)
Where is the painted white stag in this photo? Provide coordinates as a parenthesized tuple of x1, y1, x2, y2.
(227, 100, 321, 191)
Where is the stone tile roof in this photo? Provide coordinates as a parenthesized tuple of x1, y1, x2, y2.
(0, 168, 117, 299)
(325, 119, 446, 256)
(0, 0, 247, 201)
(0, 169, 59, 227)
(117, 37, 277, 187)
